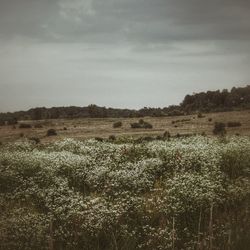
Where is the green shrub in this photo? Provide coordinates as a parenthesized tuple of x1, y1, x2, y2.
(34, 124, 43, 128)
(130, 120, 153, 129)
(213, 122, 226, 135)
(19, 123, 32, 129)
(95, 137, 104, 142)
(109, 135, 116, 141)
(163, 131, 171, 139)
(113, 121, 122, 128)
(197, 112, 204, 118)
(47, 129, 57, 136)
(29, 137, 40, 144)
(227, 121, 242, 127)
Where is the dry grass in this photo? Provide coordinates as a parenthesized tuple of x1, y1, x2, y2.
(0, 110, 250, 143)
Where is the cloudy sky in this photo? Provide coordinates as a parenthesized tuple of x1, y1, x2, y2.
(0, 0, 249, 112)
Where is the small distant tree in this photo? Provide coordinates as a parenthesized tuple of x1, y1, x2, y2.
(213, 122, 226, 136)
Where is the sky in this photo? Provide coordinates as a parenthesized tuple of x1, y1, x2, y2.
(0, 0, 250, 112)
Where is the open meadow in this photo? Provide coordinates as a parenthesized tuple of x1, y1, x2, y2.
(0, 110, 250, 143)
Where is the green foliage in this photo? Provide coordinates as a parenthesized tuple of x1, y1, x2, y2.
(213, 122, 226, 135)
(197, 112, 204, 118)
(113, 121, 122, 128)
(0, 136, 249, 249)
(227, 121, 242, 127)
(19, 123, 32, 129)
(131, 120, 153, 129)
(47, 129, 57, 136)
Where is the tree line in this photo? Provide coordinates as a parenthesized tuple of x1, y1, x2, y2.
(0, 85, 250, 124)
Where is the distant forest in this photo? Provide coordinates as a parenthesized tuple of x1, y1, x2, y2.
(1, 85, 250, 124)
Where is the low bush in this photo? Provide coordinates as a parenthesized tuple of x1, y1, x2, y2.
(213, 122, 226, 135)
(34, 124, 43, 128)
(163, 131, 171, 139)
(19, 123, 32, 129)
(131, 120, 153, 129)
(29, 137, 40, 144)
(227, 121, 242, 127)
(113, 121, 122, 128)
(108, 135, 116, 141)
(95, 137, 104, 142)
(47, 129, 57, 136)
(197, 112, 204, 118)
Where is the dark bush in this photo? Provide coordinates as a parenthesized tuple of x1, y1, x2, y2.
(29, 137, 40, 144)
(227, 121, 242, 127)
(143, 122, 153, 129)
(113, 121, 122, 128)
(19, 123, 32, 129)
(34, 124, 43, 128)
(208, 118, 212, 122)
(109, 135, 116, 141)
(63, 127, 67, 130)
(213, 122, 226, 135)
(139, 119, 144, 124)
(197, 112, 204, 118)
(156, 135, 162, 140)
(130, 123, 141, 129)
(142, 136, 154, 141)
(95, 137, 104, 142)
(131, 120, 153, 129)
(47, 129, 57, 136)
(20, 133, 24, 137)
(163, 131, 171, 139)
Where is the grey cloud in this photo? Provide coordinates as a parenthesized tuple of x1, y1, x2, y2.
(0, 0, 249, 112)
(1, 0, 250, 44)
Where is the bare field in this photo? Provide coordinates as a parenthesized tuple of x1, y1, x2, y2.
(0, 109, 250, 142)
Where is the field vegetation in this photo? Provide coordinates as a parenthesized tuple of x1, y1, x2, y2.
(0, 136, 249, 249)
(0, 110, 250, 143)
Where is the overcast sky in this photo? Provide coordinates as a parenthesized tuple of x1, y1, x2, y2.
(0, 0, 250, 112)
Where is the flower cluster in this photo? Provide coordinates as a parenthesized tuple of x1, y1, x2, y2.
(0, 136, 249, 249)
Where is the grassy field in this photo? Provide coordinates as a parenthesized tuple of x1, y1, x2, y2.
(0, 110, 250, 142)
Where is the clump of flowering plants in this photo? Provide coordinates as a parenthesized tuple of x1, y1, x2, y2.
(0, 136, 249, 249)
